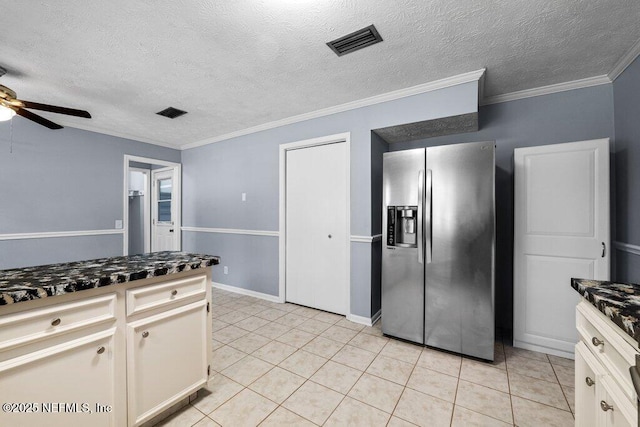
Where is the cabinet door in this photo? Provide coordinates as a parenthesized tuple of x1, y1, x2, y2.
(575, 342, 602, 427)
(600, 376, 636, 427)
(127, 300, 208, 426)
(0, 329, 117, 427)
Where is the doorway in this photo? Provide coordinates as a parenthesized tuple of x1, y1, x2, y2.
(123, 155, 182, 255)
(128, 167, 150, 254)
(279, 133, 350, 315)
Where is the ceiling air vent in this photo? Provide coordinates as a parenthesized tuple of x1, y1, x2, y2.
(327, 24, 383, 57)
(156, 107, 187, 119)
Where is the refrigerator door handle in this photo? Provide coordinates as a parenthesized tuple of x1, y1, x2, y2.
(425, 169, 433, 264)
(418, 169, 424, 264)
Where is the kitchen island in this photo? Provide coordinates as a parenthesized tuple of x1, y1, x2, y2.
(571, 278, 639, 427)
(0, 252, 219, 427)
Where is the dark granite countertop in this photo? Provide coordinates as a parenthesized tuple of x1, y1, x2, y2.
(0, 251, 219, 306)
(571, 278, 640, 345)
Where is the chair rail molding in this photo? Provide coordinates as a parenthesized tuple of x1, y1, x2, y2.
(614, 241, 640, 256)
(0, 229, 124, 241)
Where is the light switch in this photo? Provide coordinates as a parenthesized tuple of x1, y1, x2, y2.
(224, 266, 229, 275)
(241, 193, 247, 202)
(115, 220, 123, 229)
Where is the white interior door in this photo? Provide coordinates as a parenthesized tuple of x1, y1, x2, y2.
(285, 141, 348, 315)
(152, 168, 179, 252)
(513, 138, 610, 357)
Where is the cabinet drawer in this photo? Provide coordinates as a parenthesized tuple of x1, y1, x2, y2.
(0, 294, 116, 351)
(126, 274, 207, 316)
(577, 301, 639, 404)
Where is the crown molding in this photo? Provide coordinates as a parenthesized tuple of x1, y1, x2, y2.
(181, 69, 486, 150)
(609, 38, 640, 82)
(55, 120, 180, 149)
(481, 75, 612, 106)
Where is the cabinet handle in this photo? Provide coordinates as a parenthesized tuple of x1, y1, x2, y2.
(171, 289, 178, 296)
(97, 346, 105, 355)
(585, 377, 595, 387)
(600, 400, 614, 412)
(142, 331, 149, 338)
(51, 318, 61, 326)
(591, 337, 604, 347)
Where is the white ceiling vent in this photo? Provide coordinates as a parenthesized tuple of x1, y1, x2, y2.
(327, 25, 383, 57)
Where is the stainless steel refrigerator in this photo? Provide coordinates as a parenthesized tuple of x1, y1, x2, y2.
(382, 141, 495, 361)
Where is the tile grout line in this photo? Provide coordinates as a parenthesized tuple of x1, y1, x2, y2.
(550, 361, 575, 418)
(505, 343, 575, 423)
(502, 335, 517, 426)
(449, 350, 464, 426)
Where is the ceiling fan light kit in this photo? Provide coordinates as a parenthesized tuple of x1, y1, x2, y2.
(0, 105, 16, 122)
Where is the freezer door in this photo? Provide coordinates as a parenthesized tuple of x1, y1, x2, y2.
(382, 149, 425, 344)
(424, 142, 495, 360)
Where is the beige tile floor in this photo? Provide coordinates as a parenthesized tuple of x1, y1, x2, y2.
(155, 288, 575, 427)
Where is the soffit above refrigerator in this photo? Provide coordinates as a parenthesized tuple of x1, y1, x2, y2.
(372, 112, 478, 144)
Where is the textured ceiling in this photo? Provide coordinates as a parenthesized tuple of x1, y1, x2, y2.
(1, 1, 639, 148)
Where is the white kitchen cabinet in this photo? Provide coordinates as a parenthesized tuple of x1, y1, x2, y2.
(0, 294, 121, 427)
(0, 328, 117, 427)
(127, 300, 209, 426)
(575, 341, 601, 427)
(0, 268, 212, 427)
(575, 300, 638, 426)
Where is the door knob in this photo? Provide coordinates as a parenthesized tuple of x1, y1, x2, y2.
(585, 377, 595, 387)
(169, 229, 174, 233)
(328, 234, 332, 239)
(592, 337, 604, 347)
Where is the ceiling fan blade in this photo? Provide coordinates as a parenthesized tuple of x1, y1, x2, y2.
(18, 100, 91, 118)
(13, 107, 64, 129)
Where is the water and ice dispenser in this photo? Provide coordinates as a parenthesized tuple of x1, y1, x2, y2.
(386, 206, 418, 247)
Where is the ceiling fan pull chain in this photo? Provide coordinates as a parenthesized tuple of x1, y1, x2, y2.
(9, 117, 13, 154)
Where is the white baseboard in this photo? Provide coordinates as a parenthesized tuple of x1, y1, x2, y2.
(213, 281, 382, 326)
(212, 282, 282, 303)
(347, 309, 381, 327)
(513, 340, 575, 360)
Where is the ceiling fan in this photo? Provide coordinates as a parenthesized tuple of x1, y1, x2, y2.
(0, 67, 91, 130)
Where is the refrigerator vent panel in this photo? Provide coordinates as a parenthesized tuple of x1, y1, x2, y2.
(156, 107, 188, 119)
(327, 25, 383, 57)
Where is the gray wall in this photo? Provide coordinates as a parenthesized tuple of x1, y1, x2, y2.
(613, 55, 640, 283)
(181, 81, 479, 317)
(0, 119, 180, 269)
(388, 84, 616, 335)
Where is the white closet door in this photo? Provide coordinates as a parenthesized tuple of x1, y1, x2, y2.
(514, 138, 610, 357)
(286, 142, 348, 315)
